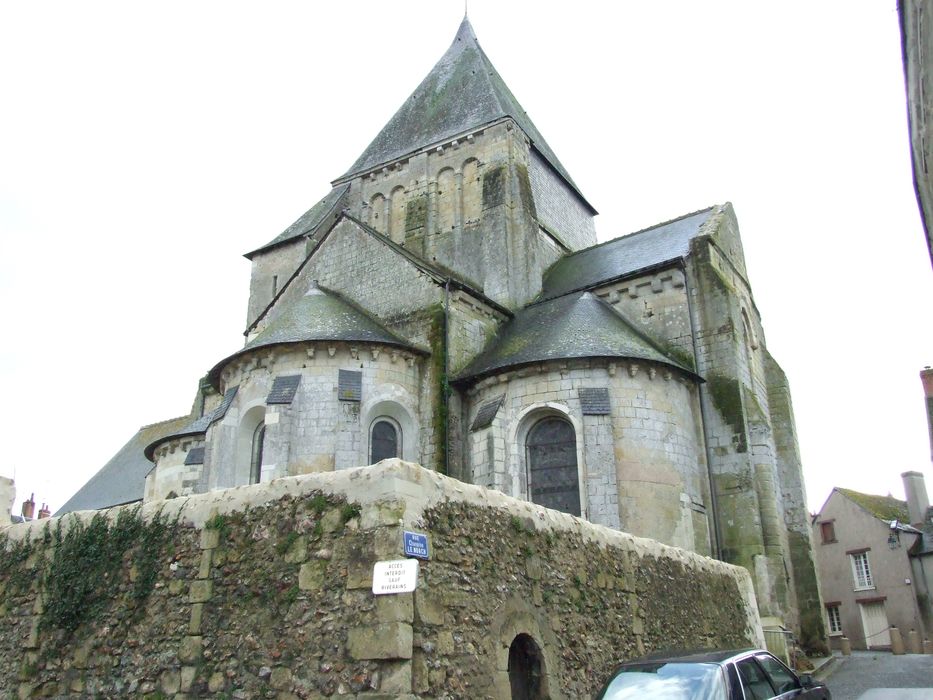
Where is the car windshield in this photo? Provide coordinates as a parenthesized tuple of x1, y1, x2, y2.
(597, 661, 727, 700)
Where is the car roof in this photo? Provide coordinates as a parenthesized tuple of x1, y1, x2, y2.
(617, 648, 763, 666)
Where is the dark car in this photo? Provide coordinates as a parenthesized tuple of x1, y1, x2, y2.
(595, 648, 831, 700)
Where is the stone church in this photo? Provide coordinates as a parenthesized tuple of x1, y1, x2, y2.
(59, 17, 825, 650)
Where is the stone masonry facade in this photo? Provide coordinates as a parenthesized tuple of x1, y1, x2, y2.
(4, 462, 763, 699)
(62, 16, 826, 654)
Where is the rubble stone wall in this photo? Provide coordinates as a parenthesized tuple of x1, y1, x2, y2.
(0, 462, 762, 699)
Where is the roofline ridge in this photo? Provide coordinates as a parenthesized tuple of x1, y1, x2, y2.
(137, 414, 191, 432)
(312, 281, 421, 348)
(586, 293, 698, 377)
(332, 118, 510, 186)
(341, 213, 512, 316)
(244, 183, 350, 260)
(565, 205, 721, 260)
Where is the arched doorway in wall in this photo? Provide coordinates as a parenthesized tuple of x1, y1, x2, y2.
(526, 416, 581, 516)
(508, 634, 546, 700)
(250, 422, 265, 484)
(369, 416, 401, 463)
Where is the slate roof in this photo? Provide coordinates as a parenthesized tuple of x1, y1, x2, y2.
(210, 281, 426, 388)
(540, 207, 717, 300)
(836, 487, 911, 523)
(56, 415, 191, 516)
(336, 17, 592, 211)
(143, 412, 214, 462)
(246, 184, 349, 259)
(454, 292, 694, 382)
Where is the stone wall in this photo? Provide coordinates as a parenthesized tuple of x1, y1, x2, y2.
(465, 359, 711, 554)
(0, 461, 762, 699)
(527, 149, 596, 251)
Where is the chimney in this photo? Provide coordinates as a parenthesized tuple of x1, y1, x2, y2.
(37, 503, 50, 519)
(0, 477, 14, 526)
(21, 493, 35, 520)
(902, 471, 931, 526)
(923, 368, 933, 462)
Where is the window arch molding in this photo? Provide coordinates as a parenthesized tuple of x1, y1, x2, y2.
(508, 402, 586, 519)
(360, 390, 418, 464)
(235, 403, 268, 486)
(369, 415, 402, 463)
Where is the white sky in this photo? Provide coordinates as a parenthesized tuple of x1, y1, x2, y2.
(1, 1, 931, 516)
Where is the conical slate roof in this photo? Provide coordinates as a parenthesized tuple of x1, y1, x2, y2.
(455, 292, 694, 382)
(209, 282, 424, 387)
(337, 17, 588, 205)
(144, 412, 214, 462)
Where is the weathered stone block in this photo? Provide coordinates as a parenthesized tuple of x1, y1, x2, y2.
(189, 579, 212, 603)
(197, 549, 213, 579)
(283, 535, 308, 563)
(414, 590, 444, 625)
(435, 630, 455, 655)
(160, 669, 181, 695)
(376, 593, 413, 623)
(200, 528, 220, 550)
(180, 666, 197, 692)
(378, 660, 412, 695)
(177, 636, 202, 664)
(189, 603, 204, 634)
(270, 666, 293, 690)
(347, 623, 413, 660)
(298, 560, 327, 590)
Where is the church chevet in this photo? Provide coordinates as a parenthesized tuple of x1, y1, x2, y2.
(59, 17, 827, 652)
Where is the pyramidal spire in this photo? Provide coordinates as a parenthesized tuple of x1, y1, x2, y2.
(336, 16, 585, 200)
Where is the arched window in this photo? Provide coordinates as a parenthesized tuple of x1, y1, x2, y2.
(250, 422, 265, 484)
(370, 193, 386, 233)
(389, 186, 406, 243)
(526, 417, 580, 516)
(508, 634, 546, 700)
(436, 168, 456, 233)
(462, 158, 481, 223)
(370, 417, 400, 463)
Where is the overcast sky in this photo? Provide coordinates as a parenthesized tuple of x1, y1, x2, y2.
(1, 1, 931, 516)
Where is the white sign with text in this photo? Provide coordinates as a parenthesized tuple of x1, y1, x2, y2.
(372, 559, 419, 595)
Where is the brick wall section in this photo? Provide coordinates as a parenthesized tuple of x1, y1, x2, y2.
(528, 149, 597, 251)
(0, 462, 763, 699)
(465, 358, 710, 552)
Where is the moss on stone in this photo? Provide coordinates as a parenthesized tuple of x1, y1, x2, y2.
(707, 373, 747, 453)
(426, 303, 449, 474)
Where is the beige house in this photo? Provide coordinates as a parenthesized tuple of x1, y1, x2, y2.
(812, 471, 932, 650)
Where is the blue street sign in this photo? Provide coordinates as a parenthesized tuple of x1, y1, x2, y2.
(403, 531, 430, 560)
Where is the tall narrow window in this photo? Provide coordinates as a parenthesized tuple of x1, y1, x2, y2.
(370, 418, 400, 463)
(272, 275, 278, 297)
(436, 168, 456, 232)
(850, 551, 874, 590)
(820, 521, 836, 544)
(389, 186, 406, 243)
(250, 422, 265, 484)
(370, 193, 386, 233)
(526, 417, 580, 516)
(826, 604, 842, 634)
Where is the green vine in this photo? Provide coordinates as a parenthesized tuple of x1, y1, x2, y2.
(42, 507, 175, 635)
(0, 531, 37, 597)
